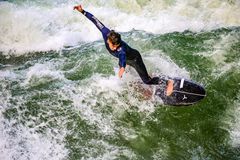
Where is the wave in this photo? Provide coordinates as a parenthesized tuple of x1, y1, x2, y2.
(0, 0, 239, 55)
(1, 25, 240, 160)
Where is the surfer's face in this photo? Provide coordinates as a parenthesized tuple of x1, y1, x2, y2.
(107, 39, 120, 51)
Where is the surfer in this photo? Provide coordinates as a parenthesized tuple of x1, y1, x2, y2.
(74, 5, 159, 85)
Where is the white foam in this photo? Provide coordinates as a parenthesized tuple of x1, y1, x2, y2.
(1, 0, 239, 55)
(144, 50, 190, 78)
(229, 94, 240, 147)
(0, 3, 99, 55)
(0, 61, 147, 159)
(0, 70, 20, 110)
(57, 70, 160, 138)
(0, 64, 69, 159)
(0, 120, 68, 160)
(0, 70, 17, 79)
(23, 63, 65, 87)
(197, 33, 240, 77)
(56, 75, 119, 135)
(210, 34, 238, 64)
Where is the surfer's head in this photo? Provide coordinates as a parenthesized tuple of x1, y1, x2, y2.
(107, 30, 121, 51)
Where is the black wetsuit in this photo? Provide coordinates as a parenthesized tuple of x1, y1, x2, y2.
(82, 10, 159, 84)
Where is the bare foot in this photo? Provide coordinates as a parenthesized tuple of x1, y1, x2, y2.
(166, 80, 174, 96)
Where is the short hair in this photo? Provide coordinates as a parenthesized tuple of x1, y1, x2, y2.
(107, 30, 121, 45)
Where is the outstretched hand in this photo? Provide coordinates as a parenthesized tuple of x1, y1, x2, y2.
(73, 5, 83, 13)
(118, 67, 125, 78)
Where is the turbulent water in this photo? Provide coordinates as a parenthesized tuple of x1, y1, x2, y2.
(0, 0, 240, 159)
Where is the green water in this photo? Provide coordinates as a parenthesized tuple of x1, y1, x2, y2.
(1, 26, 240, 159)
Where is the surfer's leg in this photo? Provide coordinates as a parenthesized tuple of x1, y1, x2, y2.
(126, 58, 151, 84)
(135, 58, 152, 84)
(148, 77, 160, 84)
(136, 61, 159, 84)
(126, 49, 159, 85)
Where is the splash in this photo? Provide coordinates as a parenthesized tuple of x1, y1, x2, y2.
(0, 0, 239, 55)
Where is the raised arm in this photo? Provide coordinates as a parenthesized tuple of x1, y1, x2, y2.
(74, 5, 110, 40)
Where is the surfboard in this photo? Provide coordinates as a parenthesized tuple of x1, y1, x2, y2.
(155, 77, 206, 106)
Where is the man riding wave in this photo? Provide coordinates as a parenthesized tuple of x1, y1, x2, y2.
(74, 5, 159, 85)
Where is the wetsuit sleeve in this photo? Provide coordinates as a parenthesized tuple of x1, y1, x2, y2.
(82, 10, 110, 40)
(118, 48, 126, 68)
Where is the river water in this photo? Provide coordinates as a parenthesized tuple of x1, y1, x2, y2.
(0, 0, 240, 159)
